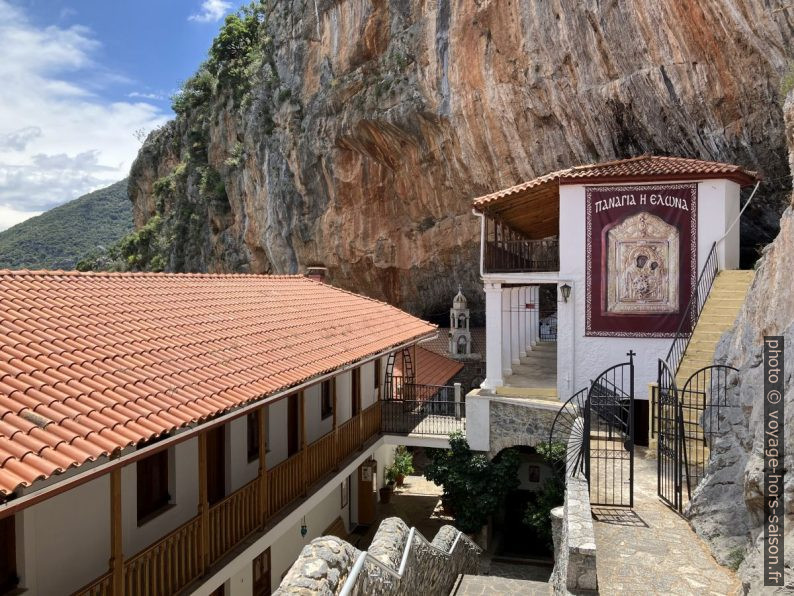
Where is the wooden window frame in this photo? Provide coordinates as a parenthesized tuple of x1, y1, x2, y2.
(321, 380, 333, 420)
(374, 358, 382, 392)
(0, 515, 17, 594)
(247, 412, 260, 462)
(351, 368, 361, 416)
(136, 439, 172, 525)
(253, 548, 271, 596)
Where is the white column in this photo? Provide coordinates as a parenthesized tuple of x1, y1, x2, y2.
(525, 285, 534, 353)
(518, 286, 527, 358)
(482, 282, 505, 390)
(530, 286, 539, 346)
(510, 287, 520, 365)
(501, 287, 512, 378)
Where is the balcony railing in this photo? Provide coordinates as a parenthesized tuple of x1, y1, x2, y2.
(483, 216, 558, 273)
(73, 402, 384, 596)
(381, 399, 465, 436)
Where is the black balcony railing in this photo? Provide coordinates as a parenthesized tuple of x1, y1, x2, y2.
(381, 399, 465, 436)
(483, 217, 559, 273)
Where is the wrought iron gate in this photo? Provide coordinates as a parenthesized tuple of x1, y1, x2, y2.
(585, 351, 635, 507)
(656, 359, 738, 512)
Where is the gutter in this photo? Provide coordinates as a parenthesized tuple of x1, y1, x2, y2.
(0, 332, 437, 519)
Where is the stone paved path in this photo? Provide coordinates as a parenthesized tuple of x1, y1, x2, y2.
(449, 573, 550, 595)
(592, 448, 741, 595)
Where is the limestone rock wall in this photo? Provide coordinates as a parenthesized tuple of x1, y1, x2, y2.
(128, 0, 793, 318)
(687, 91, 794, 592)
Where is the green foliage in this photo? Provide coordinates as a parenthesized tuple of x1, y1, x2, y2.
(115, 214, 167, 271)
(781, 60, 794, 101)
(392, 446, 415, 477)
(198, 167, 226, 200)
(171, 67, 216, 115)
(224, 142, 245, 168)
(522, 441, 566, 551)
(727, 546, 745, 571)
(424, 431, 520, 534)
(0, 180, 132, 270)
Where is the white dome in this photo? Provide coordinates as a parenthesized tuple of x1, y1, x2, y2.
(453, 286, 467, 308)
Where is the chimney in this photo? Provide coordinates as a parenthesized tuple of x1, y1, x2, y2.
(306, 266, 328, 283)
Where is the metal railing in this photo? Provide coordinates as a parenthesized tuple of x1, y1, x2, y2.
(539, 310, 558, 342)
(483, 216, 559, 273)
(388, 376, 455, 401)
(381, 399, 465, 436)
(664, 242, 719, 374)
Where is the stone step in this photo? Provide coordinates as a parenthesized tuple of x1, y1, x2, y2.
(449, 574, 552, 595)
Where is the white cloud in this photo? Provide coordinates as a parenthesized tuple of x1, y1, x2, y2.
(0, 0, 168, 229)
(188, 0, 232, 23)
(0, 204, 42, 231)
(128, 91, 166, 101)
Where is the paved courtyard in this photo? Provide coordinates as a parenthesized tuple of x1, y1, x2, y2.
(592, 448, 741, 595)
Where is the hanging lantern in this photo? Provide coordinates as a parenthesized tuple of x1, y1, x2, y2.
(300, 517, 308, 538)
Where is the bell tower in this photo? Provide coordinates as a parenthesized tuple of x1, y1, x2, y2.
(449, 286, 472, 356)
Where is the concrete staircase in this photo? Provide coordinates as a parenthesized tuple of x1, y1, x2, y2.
(675, 269, 754, 387)
(496, 342, 558, 400)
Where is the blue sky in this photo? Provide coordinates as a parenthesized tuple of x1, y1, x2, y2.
(0, 0, 237, 230)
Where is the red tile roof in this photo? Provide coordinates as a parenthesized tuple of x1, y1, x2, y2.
(0, 270, 436, 496)
(394, 347, 463, 387)
(473, 155, 759, 209)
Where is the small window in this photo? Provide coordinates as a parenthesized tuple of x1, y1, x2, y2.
(321, 380, 333, 420)
(137, 439, 171, 524)
(247, 412, 260, 462)
(374, 359, 382, 391)
(0, 515, 17, 593)
(352, 368, 361, 416)
(253, 548, 271, 596)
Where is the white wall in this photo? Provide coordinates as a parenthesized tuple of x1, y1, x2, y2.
(123, 437, 199, 556)
(230, 416, 259, 493)
(516, 453, 554, 491)
(336, 371, 352, 423)
(305, 383, 332, 444)
(360, 360, 376, 409)
(558, 180, 741, 400)
(18, 474, 110, 595)
(267, 397, 288, 467)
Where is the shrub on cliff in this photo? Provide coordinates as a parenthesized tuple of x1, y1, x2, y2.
(425, 431, 520, 534)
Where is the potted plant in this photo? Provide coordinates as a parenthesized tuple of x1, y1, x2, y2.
(380, 466, 396, 503)
(392, 446, 414, 487)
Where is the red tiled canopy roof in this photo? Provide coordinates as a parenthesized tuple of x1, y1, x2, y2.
(0, 270, 436, 496)
(471, 155, 759, 239)
(394, 347, 464, 387)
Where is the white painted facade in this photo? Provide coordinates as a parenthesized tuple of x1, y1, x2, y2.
(479, 178, 741, 402)
(7, 355, 398, 596)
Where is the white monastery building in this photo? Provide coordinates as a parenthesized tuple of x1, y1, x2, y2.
(0, 271, 438, 595)
(467, 155, 758, 444)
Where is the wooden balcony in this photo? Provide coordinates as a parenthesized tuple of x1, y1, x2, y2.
(483, 216, 558, 273)
(73, 402, 383, 596)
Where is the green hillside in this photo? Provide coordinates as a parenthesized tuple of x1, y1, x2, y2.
(0, 180, 133, 270)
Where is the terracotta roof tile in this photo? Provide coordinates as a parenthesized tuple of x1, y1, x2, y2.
(0, 271, 435, 495)
(473, 155, 759, 209)
(394, 347, 464, 387)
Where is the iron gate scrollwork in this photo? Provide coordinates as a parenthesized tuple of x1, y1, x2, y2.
(656, 359, 738, 512)
(585, 351, 635, 508)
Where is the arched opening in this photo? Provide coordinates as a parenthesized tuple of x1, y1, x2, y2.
(456, 335, 468, 354)
(491, 445, 561, 579)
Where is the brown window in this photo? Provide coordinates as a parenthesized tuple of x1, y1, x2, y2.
(0, 515, 17, 593)
(247, 412, 260, 462)
(287, 394, 299, 457)
(374, 359, 382, 391)
(137, 441, 170, 524)
(352, 368, 361, 416)
(321, 380, 333, 420)
(253, 548, 271, 596)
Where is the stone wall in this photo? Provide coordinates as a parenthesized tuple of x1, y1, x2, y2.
(487, 396, 560, 457)
(275, 517, 480, 595)
(551, 423, 598, 595)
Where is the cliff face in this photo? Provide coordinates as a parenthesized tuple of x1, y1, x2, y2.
(687, 91, 794, 592)
(129, 0, 793, 316)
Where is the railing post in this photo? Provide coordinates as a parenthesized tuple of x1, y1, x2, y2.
(454, 383, 462, 421)
(300, 390, 307, 496)
(258, 405, 268, 527)
(109, 468, 124, 596)
(198, 432, 209, 573)
(333, 379, 339, 470)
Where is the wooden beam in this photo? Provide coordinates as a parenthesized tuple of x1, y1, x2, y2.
(332, 379, 339, 470)
(109, 468, 123, 596)
(258, 405, 268, 526)
(197, 432, 209, 572)
(300, 391, 307, 496)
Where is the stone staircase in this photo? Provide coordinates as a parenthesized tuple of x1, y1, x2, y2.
(675, 269, 754, 387)
(496, 342, 558, 400)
